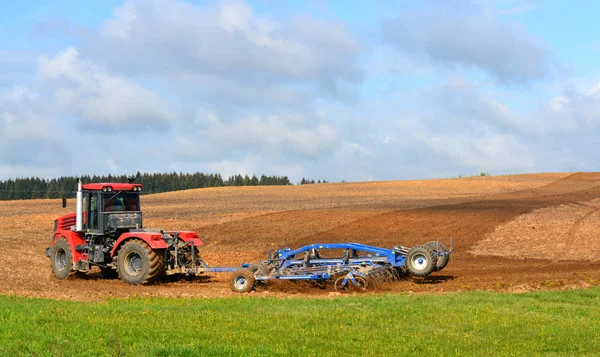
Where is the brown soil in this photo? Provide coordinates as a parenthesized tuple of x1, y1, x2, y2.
(471, 198, 600, 261)
(3, 172, 600, 301)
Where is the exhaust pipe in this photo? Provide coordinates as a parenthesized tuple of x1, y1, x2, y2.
(75, 179, 83, 232)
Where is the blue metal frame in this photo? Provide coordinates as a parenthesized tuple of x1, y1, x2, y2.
(173, 240, 453, 290)
(273, 242, 406, 267)
(254, 241, 453, 286)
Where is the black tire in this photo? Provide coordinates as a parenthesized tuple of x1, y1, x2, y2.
(50, 238, 73, 279)
(425, 241, 450, 272)
(100, 267, 118, 280)
(247, 263, 268, 286)
(230, 270, 256, 293)
(247, 264, 268, 277)
(405, 245, 436, 277)
(116, 240, 164, 285)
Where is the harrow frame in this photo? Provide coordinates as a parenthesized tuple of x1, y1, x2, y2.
(229, 240, 453, 292)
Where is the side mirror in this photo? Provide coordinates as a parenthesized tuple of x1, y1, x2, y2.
(62, 197, 67, 208)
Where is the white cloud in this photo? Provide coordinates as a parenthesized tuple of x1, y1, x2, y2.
(173, 113, 338, 165)
(548, 96, 569, 112)
(382, 1, 554, 83)
(2, 0, 600, 183)
(207, 155, 305, 181)
(39, 47, 173, 127)
(86, 0, 362, 93)
(537, 79, 600, 134)
(206, 116, 337, 156)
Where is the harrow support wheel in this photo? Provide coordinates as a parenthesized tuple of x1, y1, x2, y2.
(405, 245, 436, 277)
(247, 264, 269, 287)
(425, 241, 449, 272)
(230, 270, 256, 293)
(50, 238, 73, 280)
(116, 239, 165, 285)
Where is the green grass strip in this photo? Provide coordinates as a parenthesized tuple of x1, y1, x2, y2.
(1, 289, 599, 356)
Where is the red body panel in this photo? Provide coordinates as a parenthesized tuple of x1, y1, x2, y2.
(50, 196, 203, 268)
(82, 183, 143, 191)
(110, 232, 168, 257)
(167, 231, 203, 247)
(52, 213, 86, 263)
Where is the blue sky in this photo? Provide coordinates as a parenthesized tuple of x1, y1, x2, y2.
(1, 0, 599, 181)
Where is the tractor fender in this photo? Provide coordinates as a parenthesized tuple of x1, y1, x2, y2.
(110, 232, 168, 257)
(166, 231, 203, 247)
(50, 231, 86, 264)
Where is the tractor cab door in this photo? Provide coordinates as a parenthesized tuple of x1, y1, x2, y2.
(84, 191, 102, 233)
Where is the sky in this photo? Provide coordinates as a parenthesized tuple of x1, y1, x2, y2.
(1, 0, 600, 182)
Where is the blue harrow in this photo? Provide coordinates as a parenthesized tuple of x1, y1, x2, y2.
(229, 240, 453, 293)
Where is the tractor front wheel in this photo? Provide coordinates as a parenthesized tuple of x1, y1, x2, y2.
(50, 238, 73, 279)
(117, 240, 164, 285)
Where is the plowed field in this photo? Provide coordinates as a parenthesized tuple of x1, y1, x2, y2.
(2, 172, 600, 301)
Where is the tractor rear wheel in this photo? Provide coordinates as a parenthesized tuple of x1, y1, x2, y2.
(117, 240, 164, 285)
(425, 241, 449, 272)
(50, 238, 72, 279)
(405, 245, 436, 277)
(230, 270, 256, 293)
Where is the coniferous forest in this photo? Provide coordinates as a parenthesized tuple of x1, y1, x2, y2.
(0, 172, 294, 200)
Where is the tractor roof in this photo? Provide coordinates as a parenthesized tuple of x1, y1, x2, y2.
(82, 183, 143, 191)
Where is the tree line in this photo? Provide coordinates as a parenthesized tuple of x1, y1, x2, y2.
(0, 172, 293, 200)
(300, 178, 328, 184)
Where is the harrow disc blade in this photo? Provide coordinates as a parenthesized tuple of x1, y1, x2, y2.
(334, 276, 349, 291)
(365, 266, 400, 288)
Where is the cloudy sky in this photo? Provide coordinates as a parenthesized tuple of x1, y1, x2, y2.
(1, 0, 599, 182)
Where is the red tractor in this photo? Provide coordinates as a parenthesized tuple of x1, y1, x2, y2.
(46, 180, 205, 284)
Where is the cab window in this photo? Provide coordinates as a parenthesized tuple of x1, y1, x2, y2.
(104, 192, 140, 212)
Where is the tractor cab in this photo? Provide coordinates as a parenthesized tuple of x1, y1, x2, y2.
(81, 183, 144, 235)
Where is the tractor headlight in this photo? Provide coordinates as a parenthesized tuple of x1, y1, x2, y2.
(102, 187, 108, 192)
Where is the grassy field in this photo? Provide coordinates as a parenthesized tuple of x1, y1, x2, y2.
(1, 288, 599, 356)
